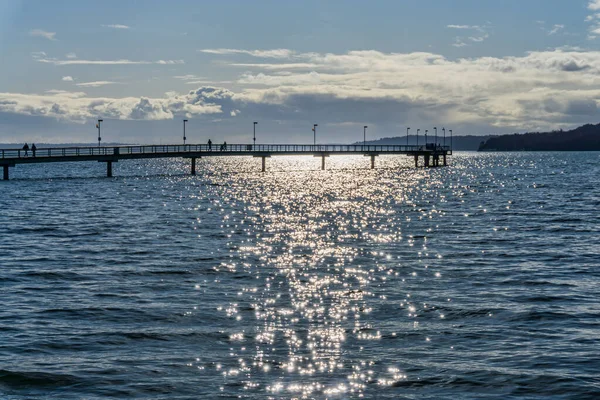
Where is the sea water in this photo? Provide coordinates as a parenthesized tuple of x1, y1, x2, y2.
(1, 152, 599, 399)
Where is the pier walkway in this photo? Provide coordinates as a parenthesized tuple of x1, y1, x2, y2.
(0, 143, 451, 180)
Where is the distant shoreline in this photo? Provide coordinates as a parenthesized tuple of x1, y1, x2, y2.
(478, 123, 600, 151)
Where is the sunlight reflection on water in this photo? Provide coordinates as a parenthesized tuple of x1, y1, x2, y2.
(186, 155, 446, 397)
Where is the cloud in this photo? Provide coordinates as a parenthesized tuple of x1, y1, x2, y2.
(186, 80, 233, 85)
(206, 48, 600, 131)
(200, 48, 294, 59)
(447, 25, 478, 30)
(62, 76, 74, 82)
(66, 53, 77, 59)
(468, 34, 489, 42)
(101, 24, 130, 29)
(446, 23, 489, 46)
(452, 39, 468, 47)
(174, 74, 203, 80)
(0, 86, 234, 123)
(75, 81, 118, 87)
(587, 2, 600, 38)
(33, 55, 185, 66)
(548, 24, 565, 35)
(29, 29, 56, 40)
(229, 62, 319, 70)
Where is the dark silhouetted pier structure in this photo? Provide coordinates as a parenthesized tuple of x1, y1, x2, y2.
(1, 143, 451, 180)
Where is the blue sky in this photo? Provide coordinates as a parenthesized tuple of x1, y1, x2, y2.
(1, 0, 600, 143)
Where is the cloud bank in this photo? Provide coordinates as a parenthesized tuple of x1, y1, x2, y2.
(5, 48, 600, 133)
(0, 87, 235, 123)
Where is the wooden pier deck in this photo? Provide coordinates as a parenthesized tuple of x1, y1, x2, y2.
(0, 143, 452, 180)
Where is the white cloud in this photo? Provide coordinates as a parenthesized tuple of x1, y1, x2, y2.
(452, 39, 468, 47)
(186, 80, 233, 85)
(66, 53, 77, 59)
(200, 48, 294, 59)
(101, 24, 130, 29)
(229, 62, 319, 70)
(75, 81, 118, 87)
(447, 25, 476, 29)
(587, 1, 600, 38)
(469, 34, 489, 42)
(155, 60, 184, 65)
(29, 29, 56, 40)
(0, 87, 234, 122)
(207, 48, 600, 131)
(446, 24, 489, 46)
(62, 76, 74, 82)
(174, 74, 203, 80)
(548, 24, 565, 35)
(33, 55, 184, 66)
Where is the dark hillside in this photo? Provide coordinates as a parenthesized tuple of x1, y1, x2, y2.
(478, 124, 600, 151)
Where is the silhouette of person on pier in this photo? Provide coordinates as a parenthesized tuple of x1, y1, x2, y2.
(223, 141, 227, 151)
(208, 139, 212, 151)
(22, 143, 29, 157)
(31, 143, 37, 157)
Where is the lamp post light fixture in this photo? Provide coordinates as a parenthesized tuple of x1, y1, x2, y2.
(183, 119, 188, 145)
(406, 127, 410, 147)
(97, 119, 103, 147)
(363, 125, 368, 148)
(253, 122, 258, 147)
(313, 124, 318, 146)
(442, 127, 446, 147)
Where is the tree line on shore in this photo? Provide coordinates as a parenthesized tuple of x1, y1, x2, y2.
(478, 123, 600, 151)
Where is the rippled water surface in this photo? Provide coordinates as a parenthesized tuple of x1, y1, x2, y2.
(1, 152, 600, 399)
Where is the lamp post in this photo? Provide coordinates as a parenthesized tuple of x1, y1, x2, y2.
(406, 127, 410, 147)
(417, 129, 420, 147)
(183, 119, 188, 145)
(363, 125, 368, 148)
(313, 124, 318, 146)
(434, 127, 438, 148)
(425, 129, 428, 146)
(253, 122, 258, 147)
(442, 127, 446, 147)
(97, 119, 103, 147)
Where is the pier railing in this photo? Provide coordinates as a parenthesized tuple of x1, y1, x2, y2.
(0, 144, 451, 160)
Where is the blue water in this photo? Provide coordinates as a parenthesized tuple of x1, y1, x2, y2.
(1, 152, 599, 399)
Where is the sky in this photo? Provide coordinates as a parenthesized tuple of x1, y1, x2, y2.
(1, 0, 600, 144)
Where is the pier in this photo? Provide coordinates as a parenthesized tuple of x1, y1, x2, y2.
(0, 143, 451, 180)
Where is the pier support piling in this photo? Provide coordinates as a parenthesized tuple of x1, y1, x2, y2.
(3, 165, 9, 180)
(424, 154, 430, 168)
(414, 155, 418, 168)
(321, 155, 326, 170)
(191, 157, 196, 175)
(106, 161, 113, 178)
(370, 154, 376, 169)
(261, 156, 266, 172)
(443, 154, 447, 166)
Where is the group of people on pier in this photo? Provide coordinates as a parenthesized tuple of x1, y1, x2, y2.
(207, 139, 228, 151)
(22, 143, 37, 157)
